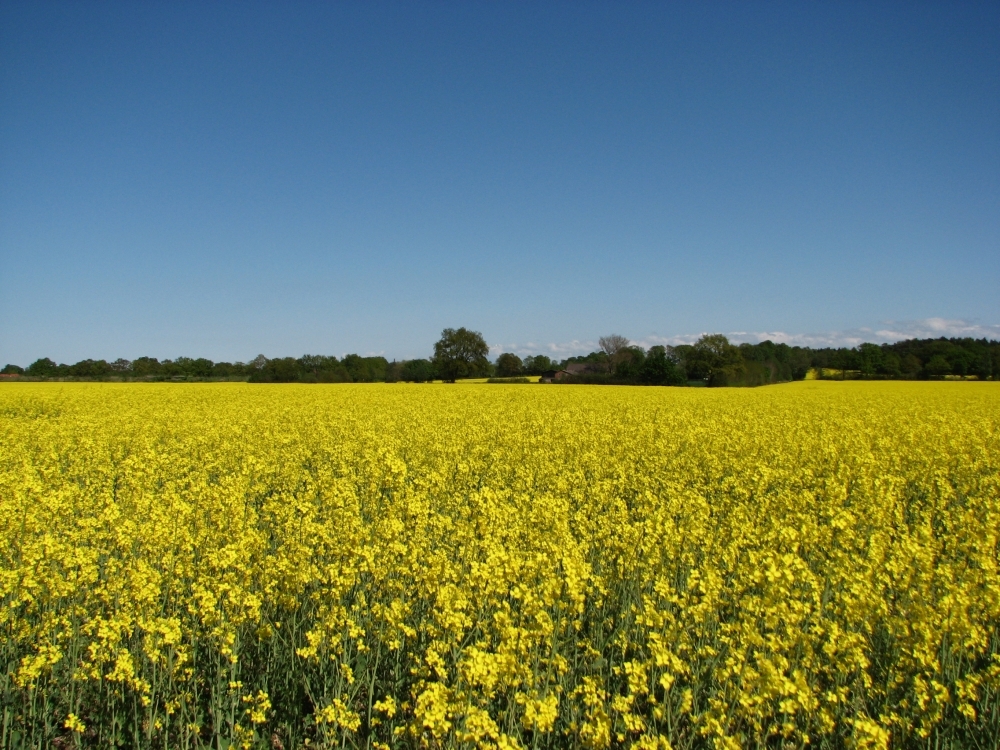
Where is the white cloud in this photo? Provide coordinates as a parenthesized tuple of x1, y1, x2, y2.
(725, 318, 1000, 348)
(489, 339, 599, 357)
(872, 318, 1000, 341)
(491, 318, 1000, 357)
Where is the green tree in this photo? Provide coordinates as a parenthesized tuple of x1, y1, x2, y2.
(673, 345, 695, 377)
(385, 360, 403, 383)
(249, 357, 300, 382)
(1, 364, 24, 374)
(26, 358, 58, 377)
(925, 355, 951, 378)
(639, 346, 685, 385)
(614, 346, 646, 379)
(69, 359, 112, 378)
(687, 334, 744, 385)
(342, 354, 389, 382)
(599, 334, 630, 375)
(400, 359, 435, 382)
(131, 357, 162, 377)
(901, 354, 922, 378)
(433, 328, 490, 382)
(858, 343, 883, 378)
(831, 348, 860, 379)
(789, 348, 811, 379)
(949, 348, 975, 376)
(496, 353, 523, 377)
(212, 361, 239, 378)
(879, 351, 902, 377)
(190, 358, 214, 377)
(249, 354, 269, 371)
(522, 355, 555, 374)
(972, 349, 993, 380)
(295, 354, 348, 382)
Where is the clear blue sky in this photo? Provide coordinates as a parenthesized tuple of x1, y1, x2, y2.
(2, 1, 998, 364)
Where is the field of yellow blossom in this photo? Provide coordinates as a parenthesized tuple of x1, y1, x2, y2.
(1, 381, 998, 749)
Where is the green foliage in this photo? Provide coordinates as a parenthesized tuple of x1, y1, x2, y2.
(26, 358, 59, 377)
(245, 355, 419, 384)
(811, 337, 997, 380)
(639, 346, 686, 385)
(344, 354, 389, 383)
(858, 342, 884, 377)
(562, 351, 609, 366)
(8, 336, 998, 387)
(496, 352, 523, 377)
(522, 354, 556, 374)
(399, 359, 435, 382)
(738, 341, 812, 381)
(211, 361, 241, 378)
(901, 354, 922, 377)
(613, 346, 646, 379)
(672, 335, 745, 386)
(432, 327, 490, 382)
(925, 355, 952, 377)
(131, 357, 162, 376)
(249, 357, 300, 383)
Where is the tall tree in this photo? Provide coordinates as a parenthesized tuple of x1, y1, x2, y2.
(925, 355, 952, 378)
(599, 334, 630, 374)
(522, 355, 555, 375)
(858, 343, 883, 378)
(496, 352, 523, 377)
(26, 358, 58, 377)
(640, 345, 686, 385)
(688, 334, 744, 385)
(131, 357, 162, 377)
(433, 328, 490, 382)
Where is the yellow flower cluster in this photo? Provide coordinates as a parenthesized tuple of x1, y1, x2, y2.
(1, 381, 998, 748)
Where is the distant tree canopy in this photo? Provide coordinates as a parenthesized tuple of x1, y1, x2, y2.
(432, 327, 490, 382)
(598, 334, 631, 374)
(639, 345, 686, 386)
(678, 334, 744, 385)
(248, 354, 389, 383)
(26, 357, 59, 377)
(550, 334, 998, 387)
(496, 353, 523, 377)
(5, 334, 997, 386)
(399, 359, 435, 383)
(521, 355, 556, 374)
(8, 353, 401, 383)
(806, 336, 998, 381)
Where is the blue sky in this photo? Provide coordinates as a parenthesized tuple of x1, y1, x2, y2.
(2, 1, 998, 365)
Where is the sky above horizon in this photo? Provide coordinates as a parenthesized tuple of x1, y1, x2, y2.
(2, 1, 998, 365)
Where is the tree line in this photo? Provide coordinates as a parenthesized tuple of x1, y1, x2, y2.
(2, 328, 998, 385)
(0, 354, 396, 383)
(545, 333, 1000, 385)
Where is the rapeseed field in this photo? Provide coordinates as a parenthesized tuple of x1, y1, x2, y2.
(1, 381, 998, 749)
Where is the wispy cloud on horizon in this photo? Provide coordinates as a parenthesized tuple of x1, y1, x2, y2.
(490, 318, 1000, 358)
